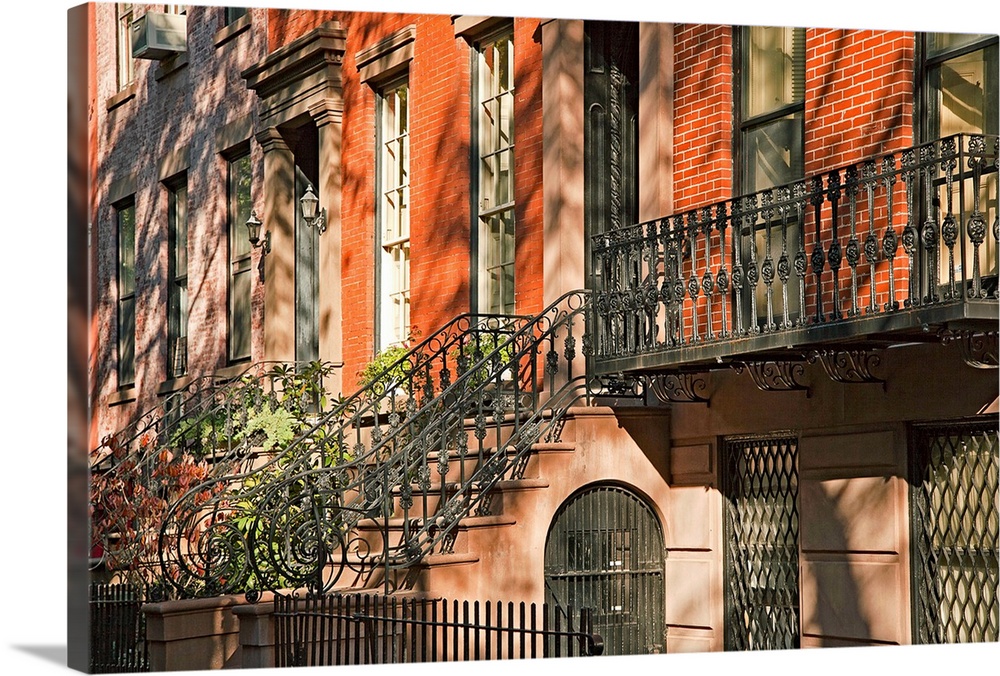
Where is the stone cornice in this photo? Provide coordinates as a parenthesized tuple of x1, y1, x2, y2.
(453, 15, 512, 43)
(254, 126, 291, 153)
(242, 21, 346, 128)
(308, 99, 343, 127)
(242, 21, 346, 98)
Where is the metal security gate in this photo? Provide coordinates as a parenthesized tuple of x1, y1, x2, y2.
(911, 418, 999, 644)
(544, 484, 665, 655)
(723, 434, 800, 651)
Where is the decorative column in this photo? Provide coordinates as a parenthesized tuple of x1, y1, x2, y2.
(541, 19, 586, 393)
(255, 127, 296, 363)
(542, 18, 586, 306)
(243, 21, 347, 391)
(310, 100, 344, 397)
(638, 21, 674, 222)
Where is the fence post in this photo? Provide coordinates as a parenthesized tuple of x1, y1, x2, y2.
(232, 594, 276, 669)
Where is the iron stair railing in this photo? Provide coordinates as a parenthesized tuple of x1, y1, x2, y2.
(156, 291, 632, 599)
(154, 311, 536, 597)
(89, 360, 338, 591)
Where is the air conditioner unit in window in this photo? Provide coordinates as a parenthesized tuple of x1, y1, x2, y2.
(131, 12, 187, 60)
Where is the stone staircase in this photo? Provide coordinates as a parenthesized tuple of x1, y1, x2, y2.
(141, 291, 642, 601)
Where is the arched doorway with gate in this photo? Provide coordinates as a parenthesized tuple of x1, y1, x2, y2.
(543, 483, 666, 655)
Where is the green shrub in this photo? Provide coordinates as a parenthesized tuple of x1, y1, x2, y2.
(453, 330, 517, 388)
(358, 344, 414, 397)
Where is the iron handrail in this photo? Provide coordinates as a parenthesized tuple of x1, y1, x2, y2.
(154, 312, 536, 596)
(155, 291, 622, 598)
(89, 359, 340, 584)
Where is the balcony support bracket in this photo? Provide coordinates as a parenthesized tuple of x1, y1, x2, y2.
(732, 361, 810, 396)
(648, 373, 710, 405)
(940, 329, 998, 369)
(808, 349, 886, 390)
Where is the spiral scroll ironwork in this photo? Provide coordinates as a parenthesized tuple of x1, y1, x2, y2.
(648, 372, 710, 404)
(732, 361, 809, 395)
(808, 349, 886, 388)
(940, 329, 999, 369)
(154, 291, 625, 598)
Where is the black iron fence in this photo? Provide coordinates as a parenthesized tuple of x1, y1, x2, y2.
(592, 134, 998, 372)
(89, 583, 149, 673)
(273, 592, 604, 666)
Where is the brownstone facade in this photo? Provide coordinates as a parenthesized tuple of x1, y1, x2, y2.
(86, 4, 997, 665)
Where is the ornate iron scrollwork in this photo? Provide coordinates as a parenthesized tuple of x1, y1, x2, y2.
(648, 372, 710, 404)
(940, 329, 999, 369)
(808, 349, 886, 389)
(732, 361, 809, 395)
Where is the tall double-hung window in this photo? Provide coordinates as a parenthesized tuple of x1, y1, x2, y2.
(377, 78, 410, 350)
(738, 26, 805, 193)
(116, 200, 136, 387)
(225, 7, 248, 24)
(167, 178, 188, 377)
(475, 27, 515, 315)
(736, 26, 806, 328)
(116, 3, 134, 90)
(228, 151, 253, 362)
(922, 33, 998, 292)
(924, 33, 998, 140)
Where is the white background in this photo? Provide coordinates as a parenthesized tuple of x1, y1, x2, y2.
(3, 0, 997, 673)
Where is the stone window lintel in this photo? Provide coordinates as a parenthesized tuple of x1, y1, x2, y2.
(214, 11, 251, 48)
(105, 82, 137, 111)
(453, 16, 512, 44)
(356, 25, 416, 85)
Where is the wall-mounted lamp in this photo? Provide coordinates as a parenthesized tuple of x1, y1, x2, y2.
(300, 183, 327, 234)
(246, 210, 270, 254)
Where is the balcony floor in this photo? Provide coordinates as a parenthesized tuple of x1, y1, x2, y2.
(594, 298, 998, 375)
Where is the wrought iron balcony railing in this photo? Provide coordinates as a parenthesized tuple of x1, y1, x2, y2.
(591, 134, 999, 375)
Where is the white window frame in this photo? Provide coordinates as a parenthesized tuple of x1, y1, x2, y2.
(116, 3, 135, 90)
(474, 26, 516, 315)
(376, 76, 411, 350)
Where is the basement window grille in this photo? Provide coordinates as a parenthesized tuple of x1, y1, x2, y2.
(723, 433, 800, 651)
(911, 418, 999, 644)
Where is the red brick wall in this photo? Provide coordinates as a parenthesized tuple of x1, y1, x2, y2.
(669, 25, 920, 338)
(803, 29, 915, 318)
(672, 26, 916, 209)
(266, 8, 338, 51)
(672, 23, 735, 213)
(805, 28, 915, 174)
(93, 5, 269, 444)
(280, 11, 547, 391)
(94, 8, 549, 435)
(513, 18, 546, 318)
